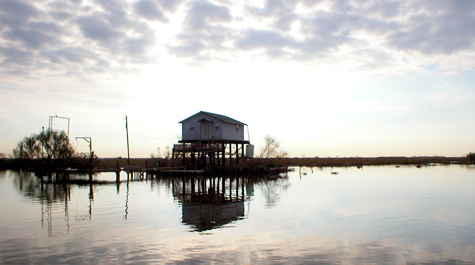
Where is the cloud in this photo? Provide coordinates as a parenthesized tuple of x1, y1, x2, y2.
(0, 0, 162, 80)
(4, 28, 58, 50)
(0, 0, 40, 27)
(247, 0, 300, 32)
(0, 47, 35, 66)
(387, 1, 475, 55)
(40, 47, 95, 64)
(168, 0, 234, 60)
(77, 15, 124, 44)
(231, 0, 475, 71)
(186, 0, 233, 29)
(133, 0, 167, 22)
(238, 29, 294, 49)
(1, 0, 475, 79)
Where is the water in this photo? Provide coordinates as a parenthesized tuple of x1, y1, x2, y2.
(1, 165, 475, 264)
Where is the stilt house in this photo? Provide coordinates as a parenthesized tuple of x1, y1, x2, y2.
(180, 111, 246, 142)
(173, 111, 252, 168)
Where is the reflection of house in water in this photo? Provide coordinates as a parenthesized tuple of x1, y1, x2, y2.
(171, 176, 247, 232)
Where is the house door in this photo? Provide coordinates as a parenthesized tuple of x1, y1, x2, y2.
(200, 122, 211, 140)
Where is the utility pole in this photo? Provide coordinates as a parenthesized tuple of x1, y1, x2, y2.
(49, 115, 70, 136)
(75, 137, 92, 157)
(76, 137, 93, 178)
(125, 115, 130, 169)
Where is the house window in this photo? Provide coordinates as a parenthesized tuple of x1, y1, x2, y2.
(236, 125, 239, 132)
(190, 124, 195, 131)
(215, 125, 220, 130)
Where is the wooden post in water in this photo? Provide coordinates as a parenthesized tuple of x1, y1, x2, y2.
(89, 151, 94, 173)
(221, 144, 225, 166)
(125, 115, 130, 171)
(216, 146, 220, 167)
(182, 144, 186, 167)
(236, 177, 239, 199)
(229, 143, 233, 167)
(236, 143, 239, 165)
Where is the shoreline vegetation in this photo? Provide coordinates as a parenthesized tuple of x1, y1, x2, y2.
(5, 131, 474, 173)
(0, 156, 473, 171)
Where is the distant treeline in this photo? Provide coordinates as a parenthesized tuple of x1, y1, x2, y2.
(0, 156, 472, 170)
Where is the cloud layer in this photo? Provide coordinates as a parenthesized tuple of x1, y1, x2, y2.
(1, 0, 475, 79)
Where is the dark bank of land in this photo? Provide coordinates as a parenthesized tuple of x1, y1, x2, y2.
(279, 156, 472, 167)
(0, 156, 472, 171)
(69, 155, 475, 168)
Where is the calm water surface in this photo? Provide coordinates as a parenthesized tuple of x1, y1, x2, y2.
(1, 165, 475, 264)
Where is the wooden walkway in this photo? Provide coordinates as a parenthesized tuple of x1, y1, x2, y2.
(36, 166, 288, 184)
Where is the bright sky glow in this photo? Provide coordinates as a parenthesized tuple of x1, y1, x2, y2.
(1, 0, 475, 158)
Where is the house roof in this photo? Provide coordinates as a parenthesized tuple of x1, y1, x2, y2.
(179, 111, 247, 125)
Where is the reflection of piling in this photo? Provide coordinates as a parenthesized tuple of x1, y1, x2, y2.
(88, 184, 93, 220)
(124, 179, 130, 221)
(115, 172, 120, 183)
(171, 175, 248, 232)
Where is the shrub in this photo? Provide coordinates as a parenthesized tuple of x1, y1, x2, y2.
(467, 153, 475, 163)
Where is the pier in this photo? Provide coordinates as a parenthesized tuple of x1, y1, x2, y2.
(34, 164, 288, 185)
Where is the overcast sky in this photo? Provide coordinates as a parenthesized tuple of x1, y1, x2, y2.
(1, 0, 475, 158)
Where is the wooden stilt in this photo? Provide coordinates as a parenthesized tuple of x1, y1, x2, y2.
(222, 144, 225, 166)
(229, 143, 233, 167)
(236, 143, 239, 165)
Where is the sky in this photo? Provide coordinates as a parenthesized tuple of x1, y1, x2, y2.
(1, 0, 475, 158)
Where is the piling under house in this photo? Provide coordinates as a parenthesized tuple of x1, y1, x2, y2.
(173, 111, 252, 169)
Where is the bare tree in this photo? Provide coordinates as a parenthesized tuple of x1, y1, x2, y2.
(150, 146, 172, 159)
(150, 147, 162, 159)
(259, 135, 288, 158)
(13, 130, 75, 159)
(163, 146, 172, 159)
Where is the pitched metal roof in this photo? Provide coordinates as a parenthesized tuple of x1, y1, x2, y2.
(179, 111, 247, 125)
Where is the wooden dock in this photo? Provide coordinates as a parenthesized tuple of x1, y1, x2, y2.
(126, 166, 205, 176)
(35, 165, 289, 185)
(65, 168, 121, 173)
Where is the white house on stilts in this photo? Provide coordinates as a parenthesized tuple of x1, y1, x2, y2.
(173, 111, 252, 169)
